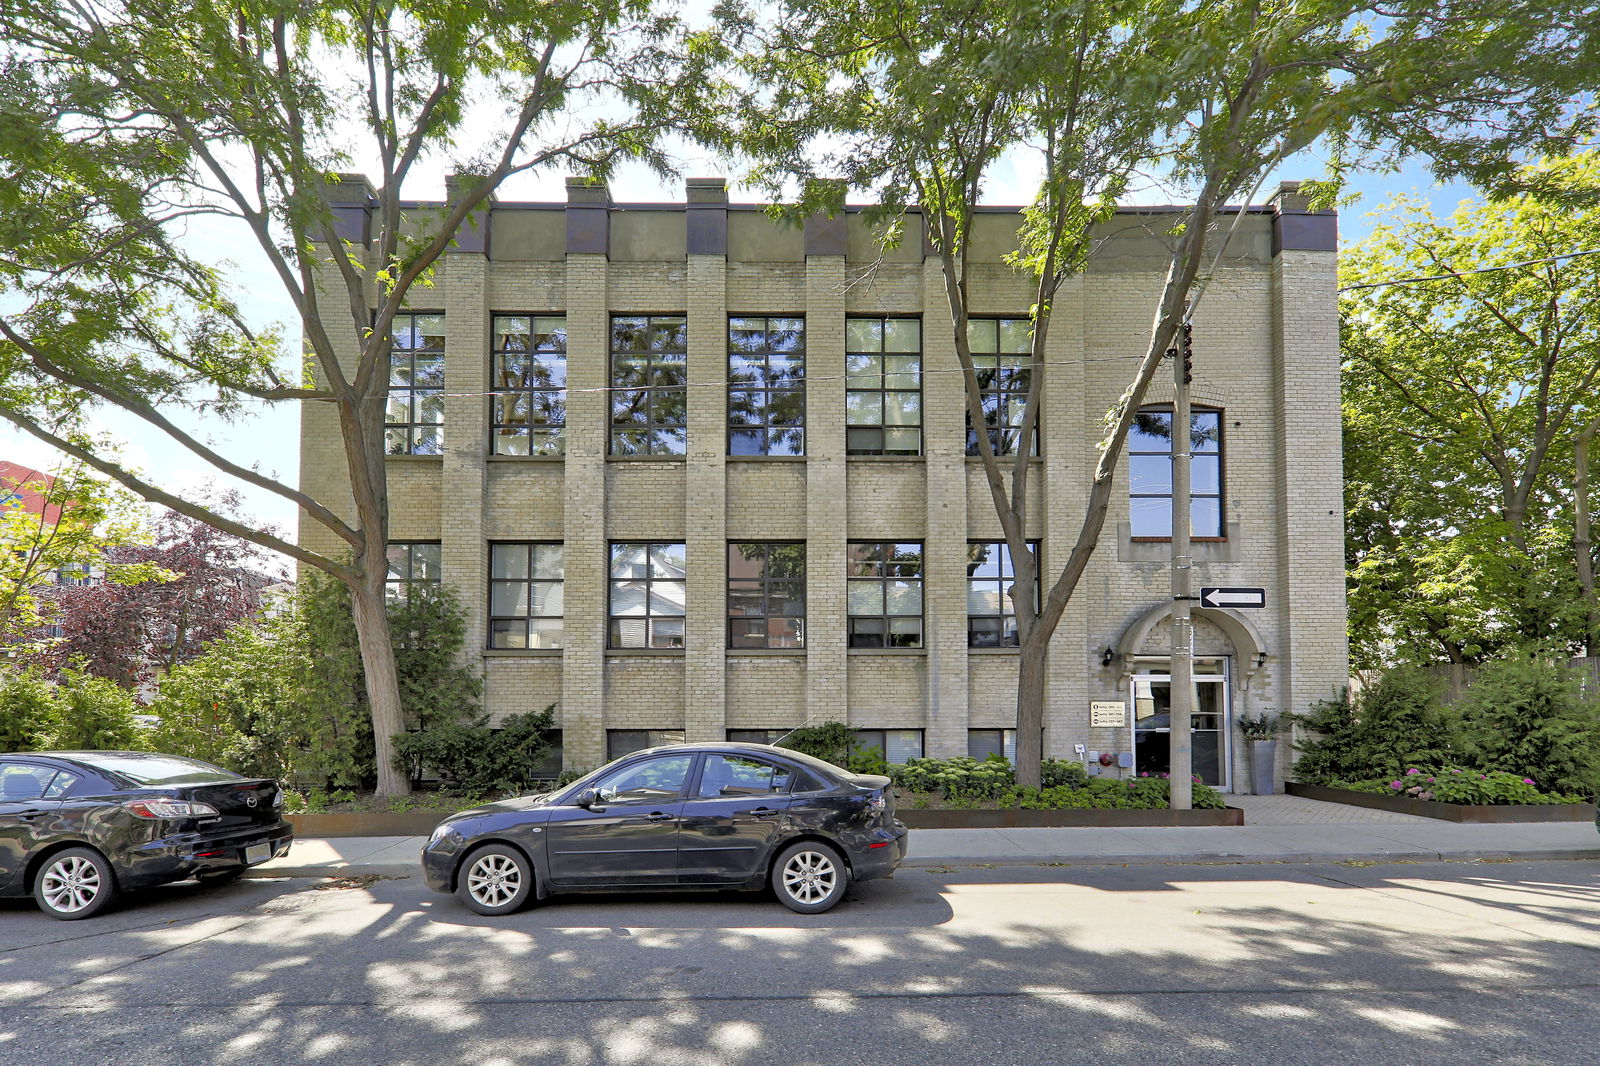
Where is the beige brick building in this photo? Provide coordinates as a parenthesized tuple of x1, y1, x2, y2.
(298, 176, 1347, 792)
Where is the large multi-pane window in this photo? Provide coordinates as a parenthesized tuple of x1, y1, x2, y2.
(609, 542, 687, 648)
(385, 312, 445, 455)
(727, 542, 805, 649)
(846, 541, 923, 648)
(965, 318, 1036, 456)
(607, 729, 687, 761)
(729, 316, 805, 456)
(491, 315, 566, 455)
(852, 729, 925, 764)
(488, 542, 564, 649)
(385, 542, 441, 602)
(845, 318, 922, 455)
(1129, 407, 1224, 538)
(966, 540, 1039, 648)
(611, 315, 688, 455)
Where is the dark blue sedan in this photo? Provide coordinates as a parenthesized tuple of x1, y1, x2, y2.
(423, 742, 908, 915)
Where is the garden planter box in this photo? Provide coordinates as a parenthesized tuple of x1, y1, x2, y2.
(1286, 782, 1598, 823)
(898, 806, 1244, 829)
(288, 812, 446, 838)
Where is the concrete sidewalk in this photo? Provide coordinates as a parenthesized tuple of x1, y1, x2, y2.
(252, 793, 1600, 879)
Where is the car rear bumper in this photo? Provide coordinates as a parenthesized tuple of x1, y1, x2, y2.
(120, 821, 295, 889)
(849, 821, 909, 882)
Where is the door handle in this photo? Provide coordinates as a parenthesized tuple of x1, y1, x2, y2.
(646, 812, 675, 822)
(749, 808, 780, 817)
(17, 809, 48, 820)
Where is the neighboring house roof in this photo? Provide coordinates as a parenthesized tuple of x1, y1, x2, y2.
(0, 461, 64, 526)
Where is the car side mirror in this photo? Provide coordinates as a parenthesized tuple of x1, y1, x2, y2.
(575, 788, 601, 809)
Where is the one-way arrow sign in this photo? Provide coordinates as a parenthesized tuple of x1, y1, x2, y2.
(1200, 586, 1266, 609)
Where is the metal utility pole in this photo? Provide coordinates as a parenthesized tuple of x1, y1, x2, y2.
(1169, 318, 1194, 810)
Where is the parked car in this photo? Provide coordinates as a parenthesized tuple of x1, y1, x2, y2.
(423, 742, 908, 916)
(0, 751, 293, 920)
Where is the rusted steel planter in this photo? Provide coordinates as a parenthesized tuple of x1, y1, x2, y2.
(288, 812, 446, 838)
(898, 806, 1243, 829)
(1286, 782, 1597, 823)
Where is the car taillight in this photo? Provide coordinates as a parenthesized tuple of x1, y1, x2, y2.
(124, 799, 220, 819)
(271, 789, 285, 808)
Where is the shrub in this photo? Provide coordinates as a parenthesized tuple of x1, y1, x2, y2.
(38, 668, 143, 750)
(1449, 655, 1600, 798)
(1291, 668, 1451, 784)
(0, 669, 53, 751)
(777, 721, 856, 766)
(1343, 766, 1581, 805)
(392, 705, 557, 794)
(893, 755, 1015, 799)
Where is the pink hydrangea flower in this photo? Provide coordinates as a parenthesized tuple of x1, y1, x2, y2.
(1389, 781, 1403, 790)
(1406, 768, 1422, 776)
(1523, 778, 1535, 786)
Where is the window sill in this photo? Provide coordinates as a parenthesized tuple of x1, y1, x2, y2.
(483, 648, 564, 657)
(968, 647, 1022, 655)
(726, 647, 807, 656)
(1129, 537, 1230, 543)
(964, 455, 1043, 463)
(727, 455, 808, 462)
(605, 648, 686, 656)
(847, 647, 927, 656)
(384, 453, 444, 462)
(606, 455, 688, 463)
(487, 454, 565, 462)
(846, 454, 926, 462)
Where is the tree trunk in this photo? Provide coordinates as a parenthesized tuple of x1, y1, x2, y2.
(1015, 630, 1049, 788)
(349, 573, 411, 796)
(1576, 417, 1600, 656)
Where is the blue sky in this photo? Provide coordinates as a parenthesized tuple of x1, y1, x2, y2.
(0, 145, 1478, 550)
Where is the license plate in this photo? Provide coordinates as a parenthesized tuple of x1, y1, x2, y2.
(245, 843, 272, 865)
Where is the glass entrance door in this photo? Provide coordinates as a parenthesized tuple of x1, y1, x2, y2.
(1132, 663, 1230, 788)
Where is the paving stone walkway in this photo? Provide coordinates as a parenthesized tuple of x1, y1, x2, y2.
(1226, 791, 1434, 825)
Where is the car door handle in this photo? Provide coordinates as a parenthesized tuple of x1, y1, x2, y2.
(749, 808, 780, 818)
(17, 809, 48, 820)
(646, 812, 675, 822)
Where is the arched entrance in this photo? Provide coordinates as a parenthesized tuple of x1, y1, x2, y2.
(1111, 602, 1268, 792)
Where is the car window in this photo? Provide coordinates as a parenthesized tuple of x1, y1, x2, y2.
(0, 764, 50, 802)
(42, 771, 80, 798)
(592, 754, 693, 804)
(791, 769, 831, 794)
(695, 755, 792, 799)
(71, 753, 238, 785)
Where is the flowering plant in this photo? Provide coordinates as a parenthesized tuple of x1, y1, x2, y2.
(1360, 766, 1580, 805)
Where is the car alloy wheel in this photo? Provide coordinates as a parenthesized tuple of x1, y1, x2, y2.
(35, 848, 118, 921)
(772, 841, 849, 914)
(456, 844, 534, 916)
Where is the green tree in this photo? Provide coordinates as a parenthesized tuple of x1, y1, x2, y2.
(720, 0, 1597, 791)
(0, 0, 717, 792)
(0, 458, 171, 651)
(1342, 154, 1600, 666)
(1291, 668, 1451, 784)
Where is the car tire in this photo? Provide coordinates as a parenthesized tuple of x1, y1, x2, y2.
(34, 847, 119, 921)
(195, 868, 246, 887)
(771, 841, 850, 914)
(456, 844, 535, 916)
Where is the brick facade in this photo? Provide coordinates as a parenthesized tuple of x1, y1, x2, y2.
(299, 178, 1346, 790)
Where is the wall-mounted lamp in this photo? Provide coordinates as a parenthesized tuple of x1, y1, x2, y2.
(1255, 652, 1268, 669)
(1101, 647, 1115, 667)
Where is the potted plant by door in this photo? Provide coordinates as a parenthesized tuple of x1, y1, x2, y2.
(1237, 712, 1280, 796)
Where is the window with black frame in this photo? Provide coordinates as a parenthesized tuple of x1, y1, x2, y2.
(846, 541, 923, 647)
(490, 315, 566, 455)
(1128, 407, 1224, 537)
(965, 318, 1036, 456)
(610, 315, 688, 455)
(609, 542, 687, 648)
(729, 316, 805, 456)
(845, 317, 921, 455)
(385, 542, 441, 603)
(385, 312, 445, 455)
(966, 540, 1039, 647)
(488, 542, 564, 649)
(728, 542, 805, 648)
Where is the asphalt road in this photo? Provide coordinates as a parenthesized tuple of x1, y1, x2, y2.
(3, 859, 1599, 1065)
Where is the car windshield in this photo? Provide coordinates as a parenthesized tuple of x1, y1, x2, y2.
(77, 754, 241, 786)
